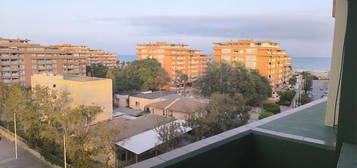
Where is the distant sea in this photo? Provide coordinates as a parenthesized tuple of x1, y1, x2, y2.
(291, 57, 331, 72)
(118, 55, 137, 62)
(118, 55, 332, 73)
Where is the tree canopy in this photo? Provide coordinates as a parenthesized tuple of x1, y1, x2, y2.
(86, 63, 108, 78)
(110, 59, 169, 92)
(194, 62, 272, 105)
(187, 93, 250, 139)
(302, 72, 314, 94)
(0, 84, 120, 168)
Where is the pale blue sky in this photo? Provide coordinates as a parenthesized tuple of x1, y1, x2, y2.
(0, 0, 334, 61)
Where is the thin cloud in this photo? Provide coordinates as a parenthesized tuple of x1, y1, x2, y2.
(126, 15, 333, 42)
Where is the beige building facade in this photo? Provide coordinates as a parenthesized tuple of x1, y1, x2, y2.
(213, 40, 292, 91)
(128, 91, 181, 111)
(31, 73, 113, 123)
(0, 37, 117, 86)
(137, 42, 208, 82)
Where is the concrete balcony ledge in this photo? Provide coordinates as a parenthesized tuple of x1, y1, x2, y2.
(127, 97, 334, 168)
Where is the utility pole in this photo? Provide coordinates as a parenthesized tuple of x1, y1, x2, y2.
(63, 133, 67, 168)
(14, 112, 18, 160)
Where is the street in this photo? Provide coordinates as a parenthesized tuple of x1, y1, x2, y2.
(0, 138, 51, 168)
(311, 80, 328, 100)
(290, 75, 303, 108)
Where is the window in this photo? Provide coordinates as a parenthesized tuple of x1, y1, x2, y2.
(246, 56, 256, 61)
(245, 62, 256, 68)
(221, 56, 230, 61)
(221, 49, 231, 53)
(246, 49, 256, 54)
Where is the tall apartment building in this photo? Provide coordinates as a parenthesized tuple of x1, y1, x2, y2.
(213, 40, 292, 90)
(0, 37, 117, 86)
(137, 42, 208, 81)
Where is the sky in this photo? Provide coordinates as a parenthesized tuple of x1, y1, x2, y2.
(0, 0, 334, 61)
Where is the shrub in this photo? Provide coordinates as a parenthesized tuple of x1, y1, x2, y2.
(278, 90, 296, 106)
(263, 103, 281, 114)
(300, 93, 312, 105)
(259, 112, 274, 119)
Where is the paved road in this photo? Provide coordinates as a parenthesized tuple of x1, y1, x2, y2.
(291, 75, 303, 108)
(311, 80, 328, 100)
(0, 138, 51, 168)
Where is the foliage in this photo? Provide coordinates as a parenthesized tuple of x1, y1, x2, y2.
(278, 90, 296, 106)
(175, 70, 189, 83)
(88, 122, 122, 168)
(187, 93, 250, 139)
(259, 112, 274, 119)
(86, 63, 108, 78)
(300, 93, 312, 105)
(302, 72, 313, 94)
(154, 120, 186, 153)
(0, 83, 120, 168)
(262, 103, 281, 114)
(194, 62, 271, 106)
(289, 75, 297, 86)
(110, 59, 169, 92)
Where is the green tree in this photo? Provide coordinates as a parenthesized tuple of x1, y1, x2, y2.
(278, 90, 296, 106)
(194, 62, 271, 105)
(155, 120, 186, 153)
(302, 72, 313, 94)
(175, 70, 189, 94)
(89, 122, 122, 168)
(300, 93, 312, 105)
(262, 103, 281, 114)
(0, 84, 121, 167)
(106, 69, 117, 94)
(187, 93, 250, 139)
(289, 75, 297, 86)
(113, 59, 169, 92)
(86, 63, 108, 78)
(259, 112, 274, 119)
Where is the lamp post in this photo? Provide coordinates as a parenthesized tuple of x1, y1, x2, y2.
(14, 112, 18, 160)
(63, 132, 67, 168)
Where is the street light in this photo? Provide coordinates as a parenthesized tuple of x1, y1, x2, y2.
(14, 112, 18, 160)
(63, 132, 67, 168)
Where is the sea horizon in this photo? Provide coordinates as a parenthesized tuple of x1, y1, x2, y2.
(118, 55, 332, 72)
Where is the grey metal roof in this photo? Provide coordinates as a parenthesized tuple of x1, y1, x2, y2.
(133, 91, 178, 99)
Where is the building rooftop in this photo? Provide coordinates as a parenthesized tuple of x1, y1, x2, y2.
(116, 120, 192, 155)
(147, 98, 207, 114)
(132, 91, 180, 99)
(62, 75, 107, 82)
(101, 114, 174, 141)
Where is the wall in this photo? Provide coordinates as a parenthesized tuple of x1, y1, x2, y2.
(325, 0, 348, 127)
(154, 133, 254, 168)
(253, 133, 337, 168)
(129, 97, 165, 111)
(114, 94, 129, 107)
(31, 74, 113, 123)
(61, 79, 113, 122)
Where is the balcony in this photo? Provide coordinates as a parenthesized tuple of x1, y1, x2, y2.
(127, 99, 339, 168)
(126, 1, 357, 167)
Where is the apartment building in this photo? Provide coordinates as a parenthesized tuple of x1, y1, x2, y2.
(0, 37, 117, 86)
(137, 42, 208, 81)
(213, 40, 292, 90)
